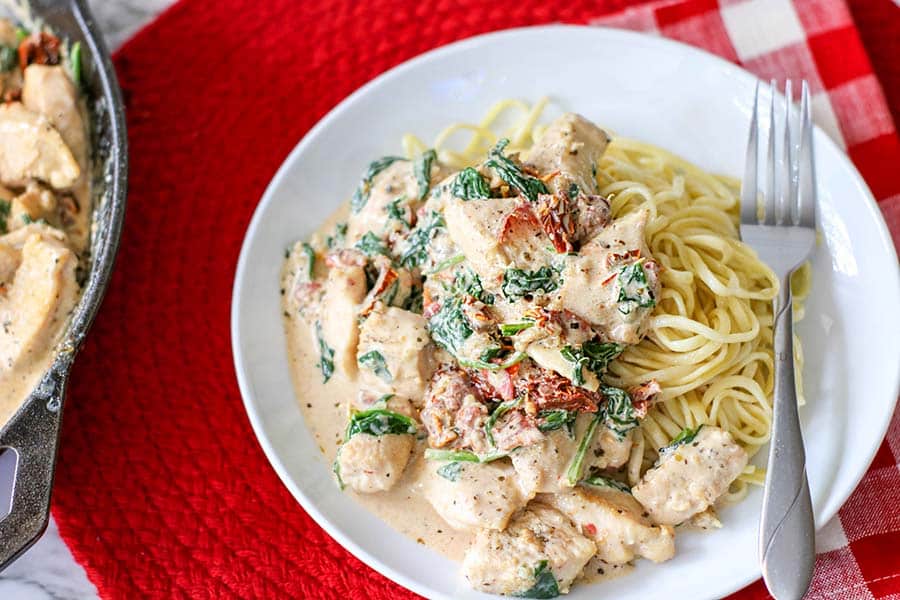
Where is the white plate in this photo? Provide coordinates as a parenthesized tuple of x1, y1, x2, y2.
(231, 25, 900, 600)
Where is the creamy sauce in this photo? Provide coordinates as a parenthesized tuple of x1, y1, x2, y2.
(284, 206, 474, 560)
(0, 23, 90, 427)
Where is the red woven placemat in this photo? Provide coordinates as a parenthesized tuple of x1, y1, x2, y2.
(51, 0, 900, 598)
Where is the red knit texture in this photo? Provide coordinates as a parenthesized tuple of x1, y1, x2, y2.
(50, 0, 900, 598)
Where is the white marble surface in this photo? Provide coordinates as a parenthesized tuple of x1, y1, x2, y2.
(0, 4, 176, 599)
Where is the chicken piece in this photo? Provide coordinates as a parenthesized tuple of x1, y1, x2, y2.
(346, 156, 449, 247)
(443, 197, 550, 288)
(557, 209, 660, 345)
(356, 305, 435, 399)
(0, 231, 78, 378)
(587, 427, 633, 471)
(515, 310, 598, 390)
(7, 182, 58, 231)
(462, 503, 596, 596)
(525, 113, 610, 197)
(23, 65, 87, 167)
(334, 432, 414, 493)
(419, 459, 531, 531)
(420, 365, 490, 450)
(319, 250, 368, 378)
(632, 426, 748, 525)
(511, 428, 578, 494)
(0, 102, 80, 189)
(541, 486, 675, 565)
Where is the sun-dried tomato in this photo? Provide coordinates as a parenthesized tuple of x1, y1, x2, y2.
(18, 32, 61, 71)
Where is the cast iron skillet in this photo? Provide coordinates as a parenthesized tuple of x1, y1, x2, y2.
(0, 0, 127, 569)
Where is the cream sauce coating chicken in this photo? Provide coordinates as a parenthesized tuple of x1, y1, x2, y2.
(281, 113, 750, 597)
(0, 23, 90, 427)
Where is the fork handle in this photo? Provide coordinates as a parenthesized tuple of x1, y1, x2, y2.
(759, 276, 816, 599)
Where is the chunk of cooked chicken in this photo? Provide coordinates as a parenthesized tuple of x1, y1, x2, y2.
(319, 250, 368, 378)
(419, 459, 531, 531)
(346, 157, 449, 248)
(557, 209, 660, 345)
(525, 113, 610, 197)
(0, 102, 80, 189)
(542, 486, 675, 565)
(335, 432, 414, 493)
(8, 182, 58, 232)
(0, 230, 78, 387)
(23, 65, 87, 166)
(356, 305, 435, 399)
(443, 197, 550, 289)
(587, 427, 633, 471)
(462, 503, 596, 596)
(632, 426, 748, 525)
(511, 428, 578, 494)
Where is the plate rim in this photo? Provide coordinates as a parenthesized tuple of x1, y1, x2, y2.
(231, 23, 900, 600)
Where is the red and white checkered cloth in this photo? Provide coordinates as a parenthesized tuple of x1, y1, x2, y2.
(49, 0, 899, 598)
(594, 1, 900, 598)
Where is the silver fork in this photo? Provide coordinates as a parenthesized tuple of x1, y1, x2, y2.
(741, 80, 817, 600)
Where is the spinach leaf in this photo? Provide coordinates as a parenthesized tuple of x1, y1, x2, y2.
(455, 267, 494, 305)
(537, 409, 577, 438)
(345, 408, 416, 439)
(427, 296, 472, 356)
(332, 456, 345, 490)
(399, 210, 445, 268)
(486, 139, 548, 203)
(315, 321, 335, 383)
(326, 222, 348, 249)
(485, 398, 521, 447)
(424, 448, 507, 463)
(69, 41, 82, 87)
(564, 411, 602, 486)
(386, 196, 411, 228)
(601, 385, 638, 440)
(499, 321, 535, 336)
(0, 199, 9, 234)
(0, 45, 16, 72)
(502, 266, 559, 300)
(358, 350, 392, 382)
(351, 156, 406, 213)
(617, 261, 656, 315)
(568, 182, 579, 200)
(560, 341, 623, 387)
(660, 425, 704, 454)
(457, 351, 526, 372)
(355, 231, 390, 257)
(300, 242, 316, 280)
(414, 149, 437, 200)
(436, 461, 464, 482)
(427, 254, 465, 275)
(451, 167, 491, 200)
(582, 475, 631, 494)
(516, 560, 560, 599)
(403, 283, 423, 313)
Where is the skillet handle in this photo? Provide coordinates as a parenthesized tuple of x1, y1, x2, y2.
(0, 368, 69, 571)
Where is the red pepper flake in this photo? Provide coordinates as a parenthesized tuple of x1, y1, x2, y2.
(600, 272, 618, 286)
(584, 523, 597, 536)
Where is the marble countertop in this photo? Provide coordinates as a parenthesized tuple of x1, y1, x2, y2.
(1, 4, 175, 597)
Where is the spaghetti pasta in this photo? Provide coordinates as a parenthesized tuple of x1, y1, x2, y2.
(405, 98, 806, 497)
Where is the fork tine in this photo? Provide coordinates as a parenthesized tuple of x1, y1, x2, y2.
(740, 81, 760, 225)
(798, 80, 817, 228)
(763, 80, 777, 225)
(779, 80, 793, 225)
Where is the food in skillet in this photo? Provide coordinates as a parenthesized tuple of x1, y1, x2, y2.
(0, 20, 88, 426)
(281, 102, 798, 596)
